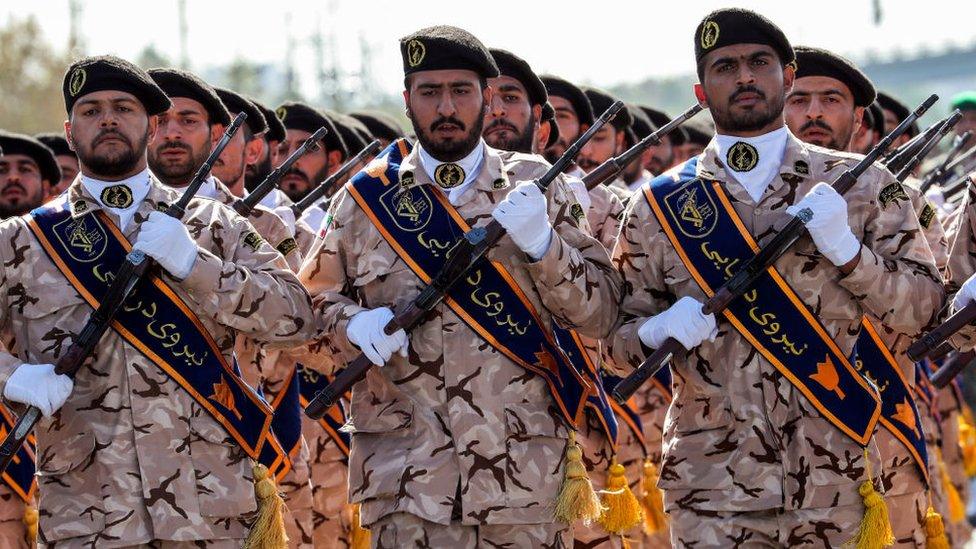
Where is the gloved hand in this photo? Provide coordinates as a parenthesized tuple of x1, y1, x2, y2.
(492, 181, 553, 260)
(638, 296, 718, 350)
(952, 272, 976, 311)
(132, 211, 199, 279)
(346, 307, 409, 366)
(786, 182, 860, 266)
(3, 363, 73, 418)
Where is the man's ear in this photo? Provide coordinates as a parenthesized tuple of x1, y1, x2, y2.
(782, 63, 796, 95)
(244, 137, 265, 166)
(210, 123, 226, 147)
(694, 83, 707, 105)
(146, 115, 159, 145)
(326, 150, 344, 175)
(64, 120, 75, 152)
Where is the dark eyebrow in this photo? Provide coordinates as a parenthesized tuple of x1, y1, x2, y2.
(176, 109, 205, 117)
(498, 84, 524, 94)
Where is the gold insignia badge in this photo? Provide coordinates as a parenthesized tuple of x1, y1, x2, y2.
(72, 199, 88, 214)
(726, 142, 759, 172)
(434, 163, 465, 189)
(570, 203, 585, 226)
(406, 39, 426, 68)
(700, 21, 720, 50)
(275, 237, 298, 256)
(793, 160, 809, 175)
(919, 202, 936, 229)
(878, 182, 909, 210)
(68, 68, 87, 97)
(275, 106, 287, 122)
(242, 231, 265, 251)
(100, 184, 134, 208)
(492, 178, 507, 190)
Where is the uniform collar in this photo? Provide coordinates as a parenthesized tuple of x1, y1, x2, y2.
(399, 142, 510, 207)
(697, 129, 813, 203)
(67, 170, 179, 230)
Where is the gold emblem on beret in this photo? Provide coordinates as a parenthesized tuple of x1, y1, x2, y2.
(276, 106, 287, 122)
(433, 163, 465, 189)
(727, 142, 758, 172)
(100, 184, 134, 209)
(406, 39, 426, 68)
(69, 68, 87, 97)
(700, 21, 720, 50)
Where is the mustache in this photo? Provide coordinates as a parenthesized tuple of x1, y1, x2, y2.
(485, 118, 518, 134)
(1, 182, 26, 194)
(800, 119, 833, 133)
(94, 129, 131, 147)
(578, 157, 599, 170)
(430, 116, 466, 133)
(729, 85, 766, 103)
(282, 167, 310, 185)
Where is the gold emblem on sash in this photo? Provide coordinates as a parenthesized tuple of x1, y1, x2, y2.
(727, 142, 759, 172)
(406, 39, 426, 67)
(664, 180, 717, 238)
(434, 163, 465, 189)
(382, 185, 432, 232)
(700, 21, 720, 49)
(100, 185, 134, 209)
(68, 68, 87, 97)
(53, 216, 107, 263)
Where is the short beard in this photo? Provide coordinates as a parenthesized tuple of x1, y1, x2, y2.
(712, 86, 785, 134)
(0, 193, 45, 219)
(76, 128, 149, 178)
(409, 105, 485, 162)
(149, 141, 211, 187)
(246, 149, 273, 192)
(484, 117, 536, 153)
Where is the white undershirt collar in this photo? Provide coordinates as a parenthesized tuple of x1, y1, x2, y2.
(714, 126, 788, 202)
(418, 140, 485, 206)
(80, 168, 151, 231)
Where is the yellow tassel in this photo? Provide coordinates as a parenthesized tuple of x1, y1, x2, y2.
(937, 448, 966, 524)
(958, 412, 976, 477)
(848, 449, 894, 549)
(349, 503, 370, 549)
(597, 459, 643, 535)
(242, 463, 289, 549)
(640, 458, 668, 535)
(22, 506, 37, 546)
(554, 431, 603, 524)
(924, 506, 951, 549)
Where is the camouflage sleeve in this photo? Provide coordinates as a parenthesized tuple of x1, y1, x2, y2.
(944, 188, 976, 349)
(0, 221, 28, 388)
(296, 189, 369, 367)
(606, 195, 672, 372)
(180, 202, 314, 345)
(252, 206, 304, 273)
(599, 190, 625, 252)
(836, 168, 944, 337)
(525, 176, 621, 339)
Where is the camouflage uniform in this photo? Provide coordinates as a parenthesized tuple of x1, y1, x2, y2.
(298, 144, 620, 541)
(606, 178, 632, 205)
(0, 177, 314, 546)
(608, 134, 943, 547)
(0, 484, 28, 549)
(585, 184, 624, 252)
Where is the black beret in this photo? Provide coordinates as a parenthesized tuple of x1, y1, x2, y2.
(251, 98, 286, 143)
(0, 130, 61, 184)
(683, 116, 715, 146)
(311, 109, 349, 158)
(694, 8, 794, 68)
(147, 68, 231, 126)
(329, 112, 368, 154)
(400, 26, 498, 79)
(350, 111, 404, 142)
(489, 48, 547, 107)
(638, 105, 688, 146)
(541, 75, 594, 127)
(542, 102, 560, 149)
(276, 102, 345, 155)
(877, 91, 919, 137)
(63, 55, 171, 116)
(34, 133, 74, 157)
(864, 101, 884, 132)
(793, 46, 875, 107)
(629, 103, 656, 141)
(213, 87, 267, 135)
(583, 87, 633, 133)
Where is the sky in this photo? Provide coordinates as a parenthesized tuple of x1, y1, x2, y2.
(8, 0, 976, 98)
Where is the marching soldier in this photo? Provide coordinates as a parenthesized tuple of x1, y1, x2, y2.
(35, 133, 79, 198)
(534, 102, 559, 156)
(212, 87, 269, 197)
(877, 92, 919, 152)
(608, 9, 943, 547)
(638, 106, 685, 177)
(621, 106, 656, 192)
(298, 25, 620, 546)
(784, 44, 943, 546)
(0, 55, 313, 547)
(580, 87, 634, 203)
(0, 131, 60, 218)
(350, 111, 404, 149)
(670, 116, 712, 164)
(851, 100, 885, 156)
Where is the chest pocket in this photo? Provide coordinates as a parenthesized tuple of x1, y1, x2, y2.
(351, 236, 423, 308)
(16, 281, 88, 362)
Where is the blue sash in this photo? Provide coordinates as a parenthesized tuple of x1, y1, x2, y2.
(257, 366, 303, 480)
(0, 405, 35, 503)
(853, 318, 928, 482)
(28, 199, 276, 463)
(643, 159, 881, 445)
(297, 364, 350, 460)
(346, 139, 590, 425)
(553, 327, 619, 446)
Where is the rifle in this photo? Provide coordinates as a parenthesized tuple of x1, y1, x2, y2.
(303, 101, 625, 419)
(892, 111, 961, 183)
(0, 113, 247, 473)
(920, 131, 973, 193)
(583, 104, 705, 191)
(930, 349, 976, 389)
(233, 127, 329, 217)
(611, 95, 938, 404)
(884, 115, 950, 174)
(291, 139, 381, 217)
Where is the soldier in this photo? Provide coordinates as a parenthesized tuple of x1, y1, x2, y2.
(350, 111, 405, 149)
(483, 48, 544, 154)
(534, 102, 559, 156)
(580, 87, 634, 202)
(785, 44, 941, 546)
(638, 106, 684, 177)
(211, 87, 269, 197)
(671, 116, 712, 164)
(608, 9, 943, 547)
(540, 74, 593, 168)
(35, 133, 79, 198)
(0, 55, 314, 547)
(244, 98, 286, 195)
(851, 100, 884, 156)
(877, 92, 919, 151)
(0, 132, 60, 218)
(298, 25, 620, 546)
(622, 105, 656, 192)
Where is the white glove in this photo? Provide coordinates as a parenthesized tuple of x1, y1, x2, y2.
(492, 181, 553, 260)
(3, 363, 73, 418)
(132, 211, 199, 279)
(952, 272, 976, 311)
(346, 307, 408, 366)
(638, 296, 718, 350)
(786, 182, 860, 266)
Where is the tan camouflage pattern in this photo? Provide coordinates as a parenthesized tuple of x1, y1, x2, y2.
(211, 181, 304, 273)
(0, 176, 314, 546)
(297, 143, 621, 527)
(0, 484, 28, 549)
(606, 178, 633, 205)
(370, 511, 571, 548)
(935, 384, 973, 544)
(904, 177, 949, 273)
(944, 184, 976, 349)
(608, 134, 944, 514)
(586, 184, 625, 251)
